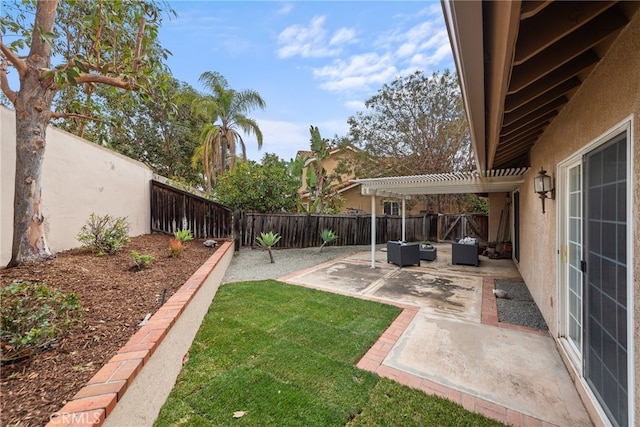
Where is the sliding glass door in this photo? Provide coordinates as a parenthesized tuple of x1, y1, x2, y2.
(584, 133, 628, 427)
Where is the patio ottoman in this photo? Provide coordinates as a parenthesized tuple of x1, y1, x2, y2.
(387, 241, 420, 267)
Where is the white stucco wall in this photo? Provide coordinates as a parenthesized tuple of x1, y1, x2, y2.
(1, 106, 153, 266)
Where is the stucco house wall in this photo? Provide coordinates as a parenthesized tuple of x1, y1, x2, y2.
(488, 192, 508, 243)
(342, 186, 424, 216)
(1, 106, 153, 266)
(299, 152, 347, 194)
(513, 12, 639, 423)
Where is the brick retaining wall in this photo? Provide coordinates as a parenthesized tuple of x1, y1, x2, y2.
(46, 241, 234, 427)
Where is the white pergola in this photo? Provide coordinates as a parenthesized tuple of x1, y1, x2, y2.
(353, 168, 529, 268)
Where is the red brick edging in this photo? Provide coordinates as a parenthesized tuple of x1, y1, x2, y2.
(356, 276, 555, 427)
(46, 241, 234, 427)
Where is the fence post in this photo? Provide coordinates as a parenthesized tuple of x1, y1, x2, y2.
(233, 210, 241, 252)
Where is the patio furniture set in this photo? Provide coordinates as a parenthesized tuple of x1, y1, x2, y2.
(387, 238, 479, 267)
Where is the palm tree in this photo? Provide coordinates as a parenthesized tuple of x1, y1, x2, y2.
(191, 71, 266, 191)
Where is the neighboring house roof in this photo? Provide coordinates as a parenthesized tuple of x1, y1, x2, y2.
(295, 150, 312, 159)
(441, 1, 639, 170)
(299, 180, 361, 199)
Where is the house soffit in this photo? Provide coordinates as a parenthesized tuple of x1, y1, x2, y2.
(470, 1, 639, 170)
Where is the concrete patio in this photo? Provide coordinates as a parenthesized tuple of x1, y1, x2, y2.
(279, 243, 592, 427)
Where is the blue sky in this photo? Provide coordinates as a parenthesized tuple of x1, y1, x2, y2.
(159, 1, 454, 162)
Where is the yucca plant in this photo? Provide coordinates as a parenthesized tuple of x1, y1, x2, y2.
(319, 229, 339, 252)
(255, 231, 281, 263)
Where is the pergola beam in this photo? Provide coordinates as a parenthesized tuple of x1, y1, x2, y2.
(356, 168, 529, 197)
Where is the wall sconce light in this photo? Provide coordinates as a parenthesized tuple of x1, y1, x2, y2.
(534, 167, 554, 213)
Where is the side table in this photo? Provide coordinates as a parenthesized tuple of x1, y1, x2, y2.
(419, 246, 437, 261)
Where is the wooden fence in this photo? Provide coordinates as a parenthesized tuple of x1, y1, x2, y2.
(148, 181, 487, 248)
(235, 212, 439, 248)
(150, 180, 232, 239)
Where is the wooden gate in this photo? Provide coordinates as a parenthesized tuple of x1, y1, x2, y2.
(438, 213, 488, 242)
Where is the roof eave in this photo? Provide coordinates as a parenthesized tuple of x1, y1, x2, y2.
(441, 0, 487, 171)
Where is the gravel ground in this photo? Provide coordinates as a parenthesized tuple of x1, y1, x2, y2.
(221, 244, 375, 284)
(495, 279, 549, 330)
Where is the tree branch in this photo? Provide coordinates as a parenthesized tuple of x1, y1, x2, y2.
(69, 58, 103, 73)
(74, 73, 134, 89)
(29, 0, 58, 62)
(92, 1, 103, 64)
(132, 16, 147, 73)
(50, 111, 99, 121)
(0, 55, 18, 103)
(0, 38, 28, 79)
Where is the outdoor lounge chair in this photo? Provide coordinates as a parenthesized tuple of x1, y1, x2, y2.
(452, 238, 479, 266)
(387, 241, 420, 267)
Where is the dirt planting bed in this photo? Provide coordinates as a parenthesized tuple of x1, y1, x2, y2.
(0, 233, 223, 426)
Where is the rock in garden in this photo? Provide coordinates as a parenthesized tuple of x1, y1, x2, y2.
(203, 240, 217, 247)
(492, 288, 509, 299)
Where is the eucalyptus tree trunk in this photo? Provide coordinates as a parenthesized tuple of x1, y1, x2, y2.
(7, 1, 58, 267)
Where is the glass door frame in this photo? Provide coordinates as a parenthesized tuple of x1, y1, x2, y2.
(555, 117, 634, 426)
(557, 158, 584, 366)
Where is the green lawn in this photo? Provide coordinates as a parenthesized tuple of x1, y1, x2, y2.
(155, 280, 505, 426)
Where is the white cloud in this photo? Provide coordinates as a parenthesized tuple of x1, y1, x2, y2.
(396, 42, 417, 58)
(329, 28, 356, 46)
(277, 16, 355, 59)
(407, 21, 436, 44)
(403, 31, 452, 71)
(277, 3, 294, 15)
(298, 7, 452, 98)
(244, 118, 350, 161)
(313, 53, 398, 93)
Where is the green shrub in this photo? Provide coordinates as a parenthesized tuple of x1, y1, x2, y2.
(77, 213, 130, 255)
(131, 250, 154, 270)
(169, 237, 184, 258)
(173, 229, 193, 243)
(1, 280, 83, 363)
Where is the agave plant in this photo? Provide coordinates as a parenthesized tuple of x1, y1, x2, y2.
(255, 231, 281, 263)
(319, 229, 339, 252)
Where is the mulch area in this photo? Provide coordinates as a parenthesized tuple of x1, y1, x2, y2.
(0, 233, 224, 426)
